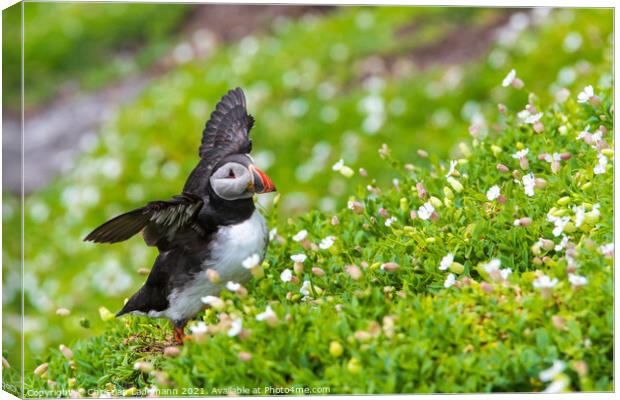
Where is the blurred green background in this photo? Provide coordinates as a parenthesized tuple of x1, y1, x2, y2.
(2, 3, 612, 373)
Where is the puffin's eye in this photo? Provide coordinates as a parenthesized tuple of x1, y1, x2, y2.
(227, 169, 236, 179)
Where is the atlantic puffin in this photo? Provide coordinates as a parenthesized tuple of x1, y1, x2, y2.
(84, 88, 276, 344)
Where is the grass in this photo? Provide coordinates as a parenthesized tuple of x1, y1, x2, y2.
(1, 5, 614, 396)
(16, 77, 613, 395)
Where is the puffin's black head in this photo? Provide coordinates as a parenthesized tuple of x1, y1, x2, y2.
(208, 153, 276, 201)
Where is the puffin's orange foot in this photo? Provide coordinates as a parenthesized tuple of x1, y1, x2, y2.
(173, 326, 185, 345)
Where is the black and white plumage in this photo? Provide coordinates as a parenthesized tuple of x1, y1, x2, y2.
(84, 88, 276, 344)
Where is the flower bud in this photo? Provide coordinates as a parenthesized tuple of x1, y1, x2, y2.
(59, 344, 73, 360)
(56, 308, 70, 317)
(34, 363, 49, 376)
(534, 178, 547, 189)
(329, 341, 343, 357)
(429, 196, 443, 208)
(496, 163, 509, 173)
(164, 346, 180, 357)
(380, 262, 399, 272)
(416, 182, 427, 199)
(447, 177, 464, 193)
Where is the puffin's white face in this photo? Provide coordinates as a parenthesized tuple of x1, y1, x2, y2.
(210, 159, 276, 201)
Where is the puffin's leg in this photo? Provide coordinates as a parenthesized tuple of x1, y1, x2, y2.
(173, 320, 187, 345)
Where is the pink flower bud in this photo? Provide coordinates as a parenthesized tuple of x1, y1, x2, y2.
(345, 265, 363, 280)
(519, 157, 529, 170)
(534, 178, 547, 189)
(496, 163, 509, 173)
(416, 182, 427, 199)
(512, 170, 522, 179)
(512, 78, 524, 89)
(358, 168, 368, 177)
(238, 352, 253, 362)
(560, 152, 572, 160)
(294, 262, 304, 274)
(498, 103, 507, 114)
(532, 256, 543, 265)
(497, 194, 507, 204)
(538, 153, 549, 161)
(378, 208, 389, 218)
(551, 160, 561, 174)
(480, 282, 494, 293)
(533, 121, 544, 133)
(380, 262, 399, 272)
(417, 149, 428, 158)
(312, 267, 325, 277)
(409, 210, 417, 220)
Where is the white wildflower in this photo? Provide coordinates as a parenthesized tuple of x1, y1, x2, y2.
(522, 173, 536, 196)
(512, 149, 529, 159)
(292, 229, 308, 242)
(486, 185, 500, 201)
(573, 205, 585, 227)
(256, 305, 277, 321)
(189, 321, 208, 335)
(568, 273, 588, 287)
(533, 274, 558, 289)
(417, 201, 435, 220)
(319, 236, 335, 250)
(280, 269, 293, 282)
(290, 253, 307, 263)
(439, 253, 454, 271)
(598, 243, 613, 257)
(300, 280, 312, 296)
(502, 69, 516, 87)
(444, 273, 456, 288)
(226, 281, 241, 292)
(241, 254, 260, 270)
(483, 259, 501, 274)
(331, 158, 344, 171)
(547, 214, 570, 237)
(227, 318, 243, 337)
(554, 235, 570, 252)
(577, 85, 594, 103)
(593, 153, 607, 175)
(500, 268, 512, 280)
(445, 160, 458, 178)
(525, 112, 543, 124)
(384, 217, 397, 227)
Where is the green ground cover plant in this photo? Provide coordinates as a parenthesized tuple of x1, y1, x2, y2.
(1, 6, 613, 396)
(18, 73, 613, 395)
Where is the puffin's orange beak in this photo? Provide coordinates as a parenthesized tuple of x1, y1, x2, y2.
(249, 165, 276, 193)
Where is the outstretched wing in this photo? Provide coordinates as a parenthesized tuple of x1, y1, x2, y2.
(84, 193, 204, 245)
(199, 87, 254, 163)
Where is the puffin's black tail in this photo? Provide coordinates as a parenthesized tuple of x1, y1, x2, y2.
(115, 285, 168, 317)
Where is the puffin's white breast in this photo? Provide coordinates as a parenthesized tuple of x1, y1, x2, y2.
(161, 210, 268, 322)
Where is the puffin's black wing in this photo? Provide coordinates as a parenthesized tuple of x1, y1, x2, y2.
(183, 88, 254, 194)
(199, 87, 254, 162)
(84, 193, 204, 245)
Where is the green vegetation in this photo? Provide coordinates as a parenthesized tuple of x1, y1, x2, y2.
(2, 2, 191, 110)
(1, 5, 613, 396)
(20, 76, 614, 395)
